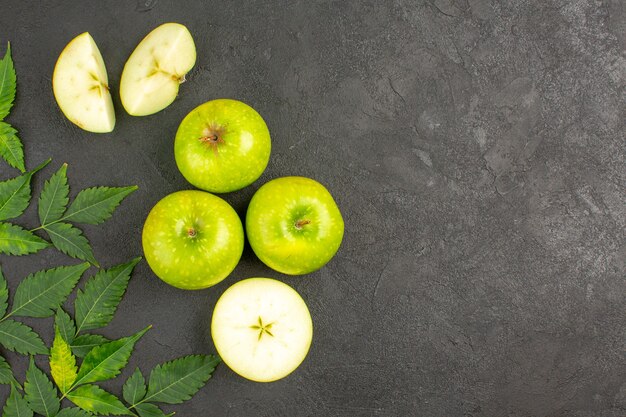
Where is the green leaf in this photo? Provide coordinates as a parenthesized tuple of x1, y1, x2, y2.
(45, 222, 98, 266)
(24, 357, 60, 417)
(135, 403, 172, 417)
(123, 368, 146, 405)
(0, 353, 17, 386)
(2, 385, 33, 417)
(71, 333, 109, 358)
(0, 43, 16, 121)
(0, 222, 49, 256)
(50, 328, 78, 394)
(64, 186, 137, 225)
(67, 384, 131, 416)
(0, 159, 49, 221)
(142, 355, 220, 405)
(39, 163, 69, 225)
(0, 319, 47, 354)
(0, 122, 24, 173)
(55, 308, 76, 345)
(56, 409, 91, 417)
(10, 263, 90, 318)
(0, 266, 8, 317)
(74, 326, 150, 387)
(75, 258, 141, 333)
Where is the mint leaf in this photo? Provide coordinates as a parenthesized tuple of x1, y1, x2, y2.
(64, 186, 137, 225)
(0, 159, 49, 221)
(38, 163, 69, 225)
(67, 384, 131, 416)
(45, 222, 98, 266)
(0, 43, 16, 121)
(142, 355, 220, 405)
(56, 409, 92, 417)
(55, 308, 76, 345)
(74, 326, 150, 386)
(24, 357, 60, 417)
(0, 319, 47, 354)
(0, 122, 24, 173)
(135, 403, 173, 417)
(0, 222, 49, 255)
(0, 266, 8, 317)
(123, 367, 146, 405)
(11, 263, 90, 318)
(75, 257, 141, 333)
(71, 333, 109, 358)
(2, 385, 33, 417)
(50, 328, 78, 394)
(0, 353, 17, 386)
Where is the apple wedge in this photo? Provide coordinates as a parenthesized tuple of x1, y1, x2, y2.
(52, 32, 115, 133)
(120, 23, 196, 116)
(211, 278, 313, 382)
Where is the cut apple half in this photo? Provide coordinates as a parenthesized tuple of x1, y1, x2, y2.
(211, 278, 313, 382)
(120, 23, 196, 116)
(52, 32, 115, 133)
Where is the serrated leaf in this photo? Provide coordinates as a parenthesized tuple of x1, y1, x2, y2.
(2, 385, 33, 417)
(67, 384, 131, 416)
(10, 263, 90, 318)
(0, 353, 17, 386)
(55, 308, 76, 345)
(0, 222, 49, 256)
(0, 159, 49, 221)
(142, 355, 220, 405)
(39, 163, 69, 225)
(75, 258, 141, 333)
(0, 43, 16, 121)
(135, 403, 171, 417)
(0, 122, 24, 173)
(50, 328, 78, 393)
(24, 357, 60, 417)
(0, 266, 8, 317)
(74, 326, 150, 387)
(123, 368, 146, 405)
(56, 409, 91, 417)
(0, 319, 47, 354)
(45, 222, 98, 266)
(64, 186, 137, 225)
(71, 333, 109, 358)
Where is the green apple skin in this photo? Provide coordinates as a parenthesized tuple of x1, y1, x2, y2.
(142, 190, 244, 290)
(174, 99, 271, 194)
(246, 177, 344, 275)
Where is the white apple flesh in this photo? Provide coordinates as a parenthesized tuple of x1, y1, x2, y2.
(52, 32, 115, 133)
(120, 23, 196, 116)
(211, 278, 313, 382)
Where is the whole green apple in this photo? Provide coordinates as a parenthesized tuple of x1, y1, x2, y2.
(142, 190, 244, 289)
(174, 99, 271, 193)
(246, 177, 344, 275)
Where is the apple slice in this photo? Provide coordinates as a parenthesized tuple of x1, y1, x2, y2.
(52, 32, 115, 133)
(211, 278, 313, 382)
(120, 23, 196, 116)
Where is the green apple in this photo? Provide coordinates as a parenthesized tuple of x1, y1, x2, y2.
(174, 99, 271, 193)
(246, 176, 344, 275)
(120, 23, 196, 116)
(52, 32, 115, 133)
(142, 190, 243, 290)
(211, 278, 313, 382)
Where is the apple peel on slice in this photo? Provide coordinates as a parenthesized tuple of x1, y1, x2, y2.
(211, 278, 313, 382)
(120, 23, 196, 116)
(52, 32, 115, 133)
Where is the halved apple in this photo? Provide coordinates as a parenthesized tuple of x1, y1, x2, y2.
(211, 278, 313, 382)
(52, 32, 115, 133)
(120, 23, 196, 116)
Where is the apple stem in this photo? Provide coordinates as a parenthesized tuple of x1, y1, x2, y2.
(295, 219, 311, 229)
(187, 228, 197, 238)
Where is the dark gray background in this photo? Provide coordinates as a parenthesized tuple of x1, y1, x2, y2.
(1, 0, 625, 416)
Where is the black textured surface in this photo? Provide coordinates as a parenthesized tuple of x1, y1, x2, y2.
(1, 1, 625, 416)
